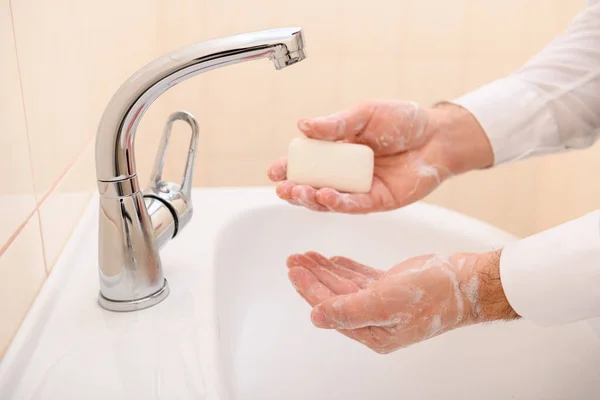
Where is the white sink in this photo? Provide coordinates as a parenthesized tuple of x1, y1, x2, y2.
(1, 187, 599, 400)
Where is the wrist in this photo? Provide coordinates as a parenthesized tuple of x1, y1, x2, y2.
(429, 102, 494, 174)
(475, 249, 520, 323)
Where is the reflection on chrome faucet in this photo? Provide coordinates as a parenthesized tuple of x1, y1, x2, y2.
(95, 27, 307, 311)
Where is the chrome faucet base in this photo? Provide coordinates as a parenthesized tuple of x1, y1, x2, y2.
(97, 279, 170, 312)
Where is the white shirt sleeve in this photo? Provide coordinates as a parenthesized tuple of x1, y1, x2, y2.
(499, 210, 600, 326)
(453, 1, 600, 164)
(452, 1, 600, 327)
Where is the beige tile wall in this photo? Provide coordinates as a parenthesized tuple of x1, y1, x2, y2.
(0, 0, 593, 357)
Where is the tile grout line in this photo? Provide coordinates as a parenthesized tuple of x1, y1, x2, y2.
(36, 211, 50, 275)
(35, 134, 95, 208)
(3, 0, 96, 262)
(0, 209, 37, 258)
(7, 0, 49, 272)
(9, 1, 39, 208)
(35, 136, 96, 274)
(0, 135, 95, 260)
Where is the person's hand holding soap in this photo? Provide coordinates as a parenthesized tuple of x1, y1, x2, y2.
(267, 99, 493, 213)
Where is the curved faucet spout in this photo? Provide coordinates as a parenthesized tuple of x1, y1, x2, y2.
(95, 27, 305, 182)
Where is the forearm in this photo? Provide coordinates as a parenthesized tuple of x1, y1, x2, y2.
(448, 250, 520, 328)
(474, 250, 520, 323)
(415, 102, 495, 175)
(428, 103, 495, 173)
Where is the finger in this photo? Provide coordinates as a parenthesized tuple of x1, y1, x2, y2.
(275, 180, 295, 201)
(329, 256, 385, 280)
(288, 267, 336, 305)
(315, 179, 397, 214)
(338, 325, 393, 354)
(315, 188, 374, 214)
(268, 157, 288, 182)
(287, 254, 360, 295)
(298, 100, 431, 157)
(303, 251, 372, 289)
(310, 289, 384, 330)
(288, 267, 385, 349)
(297, 101, 375, 142)
(386, 253, 439, 276)
(291, 185, 329, 212)
(287, 200, 301, 206)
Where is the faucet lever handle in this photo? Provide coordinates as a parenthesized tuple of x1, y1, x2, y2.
(148, 110, 199, 200)
(144, 111, 199, 237)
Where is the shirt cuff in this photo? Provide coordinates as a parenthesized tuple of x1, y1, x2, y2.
(452, 77, 560, 165)
(499, 210, 600, 326)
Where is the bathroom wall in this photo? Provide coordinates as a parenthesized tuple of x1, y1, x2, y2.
(0, 0, 594, 357)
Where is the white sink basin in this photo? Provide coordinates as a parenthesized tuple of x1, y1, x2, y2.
(1, 188, 599, 400)
(213, 197, 600, 400)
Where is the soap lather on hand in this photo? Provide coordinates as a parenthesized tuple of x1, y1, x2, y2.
(268, 99, 480, 213)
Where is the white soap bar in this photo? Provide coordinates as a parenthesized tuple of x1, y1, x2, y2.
(287, 137, 374, 193)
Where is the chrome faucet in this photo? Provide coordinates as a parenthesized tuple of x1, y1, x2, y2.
(95, 27, 306, 311)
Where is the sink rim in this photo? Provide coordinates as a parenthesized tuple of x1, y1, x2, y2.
(206, 186, 520, 248)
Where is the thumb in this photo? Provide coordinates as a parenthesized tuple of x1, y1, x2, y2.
(297, 101, 374, 142)
(310, 289, 382, 330)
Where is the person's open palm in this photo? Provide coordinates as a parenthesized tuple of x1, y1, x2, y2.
(286, 251, 503, 354)
(267, 100, 491, 213)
